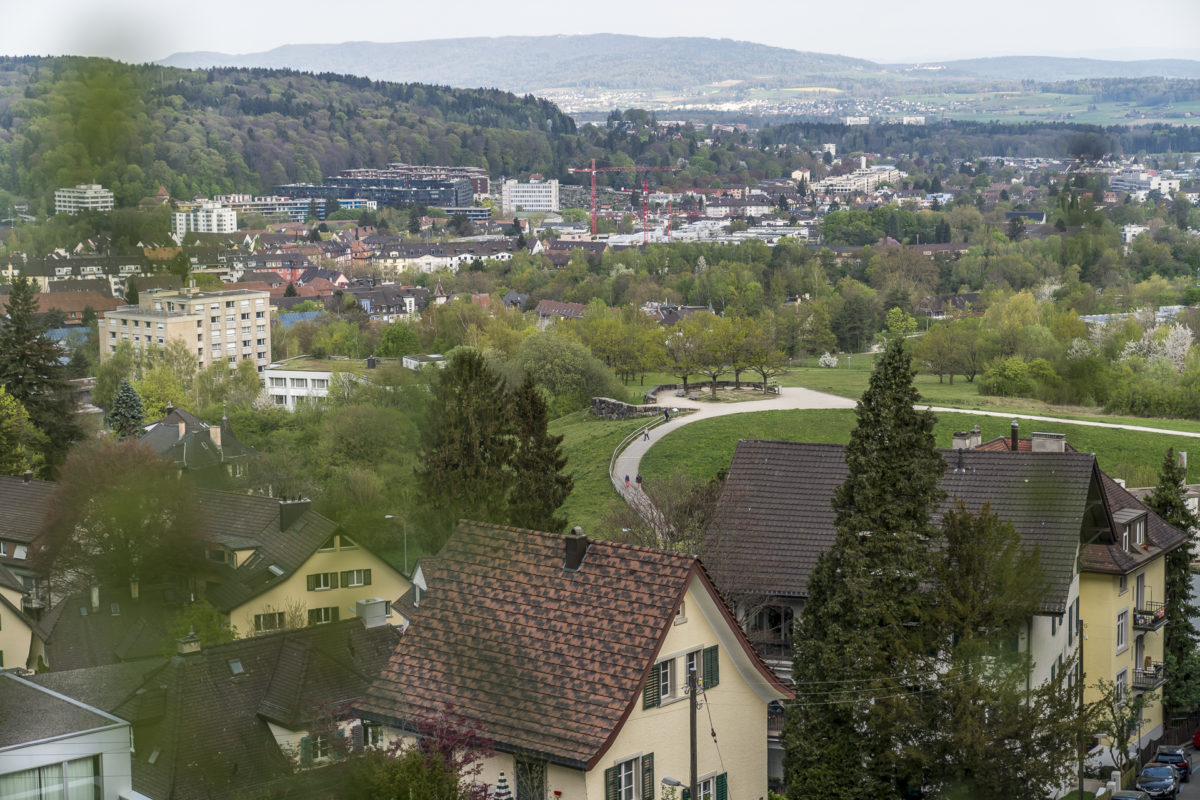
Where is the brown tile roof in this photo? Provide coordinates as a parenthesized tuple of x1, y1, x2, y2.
(707, 441, 1105, 615)
(359, 521, 787, 768)
(534, 299, 587, 319)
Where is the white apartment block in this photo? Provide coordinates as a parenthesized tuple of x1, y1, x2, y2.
(54, 184, 114, 215)
(501, 179, 559, 214)
(1110, 169, 1182, 196)
(171, 202, 238, 240)
(263, 365, 335, 410)
(100, 287, 272, 371)
(843, 116, 870, 126)
(1122, 224, 1150, 245)
(813, 166, 903, 196)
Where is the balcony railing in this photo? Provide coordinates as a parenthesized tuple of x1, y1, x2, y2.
(1134, 601, 1168, 632)
(1134, 661, 1166, 691)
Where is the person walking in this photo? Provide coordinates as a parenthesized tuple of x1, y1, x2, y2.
(635, 474, 643, 491)
(663, 409, 670, 423)
(642, 426, 650, 441)
(624, 475, 631, 490)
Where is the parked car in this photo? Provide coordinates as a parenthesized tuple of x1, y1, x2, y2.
(1154, 745, 1192, 782)
(1135, 764, 1180, 798)
(1112, 791, 1151, 800)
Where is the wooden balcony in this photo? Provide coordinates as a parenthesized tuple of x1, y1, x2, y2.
(1134, 601, 1168, 632)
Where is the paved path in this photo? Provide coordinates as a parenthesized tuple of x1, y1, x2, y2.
(610, 386, 1200, 503)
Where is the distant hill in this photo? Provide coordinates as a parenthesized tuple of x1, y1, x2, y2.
(925, 56, 1200, 81)
(160, 34, 886, 92)
(161, 36, 1200, 94)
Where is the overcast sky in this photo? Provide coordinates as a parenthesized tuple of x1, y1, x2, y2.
(4, 0, 1199, 65)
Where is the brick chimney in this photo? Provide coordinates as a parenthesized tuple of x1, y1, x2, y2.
(1010, 419, 1019, 451)
(209, 424, 222, 448)
(178, 421, 187, 440)
(564, 526, 588, 571)
(177, 628, 201, 656)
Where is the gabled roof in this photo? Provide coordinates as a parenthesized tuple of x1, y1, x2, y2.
(0, 475, 57, 548)
(139, 405, 256, 469)
(707, 441, 1104, 614)
(358, 521, 787, 769)
(0, 672, 127, 750)
(111, 618, 398, 800)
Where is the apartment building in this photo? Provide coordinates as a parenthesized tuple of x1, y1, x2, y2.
(100, 287, 272, 371)
(501, 178, 560, 214)
(171, 202, 237, 239)
(54, 184, 114, 215)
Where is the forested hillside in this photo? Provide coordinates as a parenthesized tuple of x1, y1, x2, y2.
(0, 57, 579, 213)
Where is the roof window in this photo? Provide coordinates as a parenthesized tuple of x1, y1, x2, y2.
(228, 659, 245, 676)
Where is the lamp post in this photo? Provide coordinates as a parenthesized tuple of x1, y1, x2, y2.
(383, 515, 408, 574)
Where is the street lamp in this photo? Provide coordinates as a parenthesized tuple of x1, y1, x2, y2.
(661, 778, 684, 788)
(383, 515, 408, 575)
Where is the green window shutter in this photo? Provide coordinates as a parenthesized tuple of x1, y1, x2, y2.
(715, 774, 726, 800)
(703, 646, 719, 688)
(605, 767, 619, 800)
(641, 754, 654, 800)
(329, 572, 339, 588)
(331, 607, 340, 622)
(643, 665, 660, 709)
(364, 568, 372, 586)
(299, 736, 313, 766)
(340, 571, 350, 587)
(306, 574, 316, 591)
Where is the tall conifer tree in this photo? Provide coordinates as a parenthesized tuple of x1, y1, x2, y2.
(785, 338, 945, 799)
(1144, 447, 1200, 711)
(0, 275, 82, 469)
(507, 376, 573, 532)
(106, 379, 145, 440)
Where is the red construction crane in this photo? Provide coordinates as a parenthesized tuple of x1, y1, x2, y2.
(568, 160, 678, 238)
(651, 187, 730, 242)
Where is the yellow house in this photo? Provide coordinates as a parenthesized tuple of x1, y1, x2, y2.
(359, 522, 791, 800)
(0, 565, 37, 670)
(194, 492, 411, 637)
(1080, 472, 1187, 749)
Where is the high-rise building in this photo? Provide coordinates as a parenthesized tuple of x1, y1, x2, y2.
(54, 184, 115, 215)
(171, 202, 238, 239)
(100, 287, 272, 371)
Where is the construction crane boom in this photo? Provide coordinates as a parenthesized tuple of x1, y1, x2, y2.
(568, 160, 678, 238)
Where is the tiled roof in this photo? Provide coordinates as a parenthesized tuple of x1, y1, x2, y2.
(140, 406, 256, 469)
(113, 618, 398, 800)
(359, 521, 776, 768)
(0, 475, 57, 546)
(707, 441, 1105, 615)
(37, 584, 179, 671)
(534, 299, 587, 319)
(31, 658, 166, 712)
(0, 673, 124, 748)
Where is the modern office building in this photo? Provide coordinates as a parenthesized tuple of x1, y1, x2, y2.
(54, 184, 115, 215)
(100, 287, 272, 371)
(501, 179, 559, 214)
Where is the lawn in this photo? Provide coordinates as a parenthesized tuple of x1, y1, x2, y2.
(549, 411, 648, 534)
(637, 408, 1200, 490)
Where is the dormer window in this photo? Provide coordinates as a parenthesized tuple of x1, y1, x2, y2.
(1122, 525, 1130, 552)
(1135, 519, 1146, 546)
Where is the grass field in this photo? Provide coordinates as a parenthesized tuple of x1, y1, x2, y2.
(636, 408, 1200, 491)
(549, 411, 647, 533)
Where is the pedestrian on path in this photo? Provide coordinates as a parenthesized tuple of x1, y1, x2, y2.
(624, 475, 631, 490)
(635, 474, 643, 490)
(663, 409, 670, 423)
(642, 427, 650, 441)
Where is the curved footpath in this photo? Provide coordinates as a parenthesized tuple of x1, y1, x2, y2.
(610, 386, 1200, 503)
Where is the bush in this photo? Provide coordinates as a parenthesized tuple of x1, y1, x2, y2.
(980, 356, 1032, 397)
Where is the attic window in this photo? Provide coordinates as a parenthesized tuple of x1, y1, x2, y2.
(79, 607, 88, 617)
(110, 603, 120, 616)
(148, 748, 161, 765)
(339, 535, 359, 550)
(318, 536, 337, 552)
(243, 552, 264, 570)
(228, 659, 245, 676)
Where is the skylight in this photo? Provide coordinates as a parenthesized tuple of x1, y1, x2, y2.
(228, 659, 245, 676)
(268, 564, 285, 577)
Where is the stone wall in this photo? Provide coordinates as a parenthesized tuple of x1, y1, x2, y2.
(643, 381, 769, 403)
(590, 397, 666, 420)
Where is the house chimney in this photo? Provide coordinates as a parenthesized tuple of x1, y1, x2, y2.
(209, 424, 221, 448)
(178, 421, 187, 440)
(1180, 451, 1188, 471)
(177, 627, 201, 656)
(969, 424, 981, 450)
(1010, 419, 1019, 451)
(356, 597, 388, 629)
(90, 585, 100, 612)
(279, 498, 311, 531)
(1031, 432, 1066, 453)
(951, 431, 971, 451)
(564, 526, 588, 571)
(22, 469, 32, 484)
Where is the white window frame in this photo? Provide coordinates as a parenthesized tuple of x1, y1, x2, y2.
(344, 569, 368, 587)
(1116, 609, 1129, 654)
(697, 777, 715, 800)
(656, 659, 674, 702)
(1122, 525, 1129, 551)
(254, 612, 285, 633)
(312, 572, 334, 591)
(363, 720, 383, 748)
(616, 758, 638, 800)
(308, 606, 337, 626)
(1116, 668, 1129, 702)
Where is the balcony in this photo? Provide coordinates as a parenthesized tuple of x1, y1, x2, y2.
(1134, 601, 1168, 632)
(1133, 661, 1166, 692)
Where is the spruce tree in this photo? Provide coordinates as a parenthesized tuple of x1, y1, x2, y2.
(785, 337, 945, 799)
(414, 349, 514, 549)
(106, 379, 145, 439)
(0, 275, 82, 469)
(1144, 447, 1200, 712)
(507, 376, 573, 532)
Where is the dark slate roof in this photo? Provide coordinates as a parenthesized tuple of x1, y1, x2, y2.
(975, 435, 1190, 574)
(37, 584, 179, 672)
(114, 618, 398, 800)
(0, 672, 125, 748)
(707, 441, 1105, 615)
(30, 658, 167, 712)
(0, 475, 56, 548)
(358, 521, 787, 769)
(139, 406, 256, 469)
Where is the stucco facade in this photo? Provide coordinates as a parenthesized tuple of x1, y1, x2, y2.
(0, 585, 35, 670)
